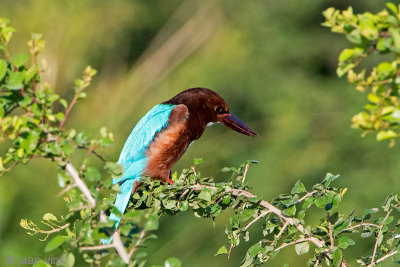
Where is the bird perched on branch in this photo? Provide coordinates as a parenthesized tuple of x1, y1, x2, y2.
(102, 87, 258, 244)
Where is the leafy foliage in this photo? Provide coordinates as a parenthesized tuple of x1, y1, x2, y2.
(323, 2, 400, 145)
(1, 6, 400, 266)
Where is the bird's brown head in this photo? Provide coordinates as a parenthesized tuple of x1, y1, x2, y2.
(164, 87, 258, 138)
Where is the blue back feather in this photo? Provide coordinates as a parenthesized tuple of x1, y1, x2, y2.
(102, 104, 175, 244)
(114, 104, 176, 183)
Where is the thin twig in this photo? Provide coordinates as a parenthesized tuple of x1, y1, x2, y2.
(341, 259, 350, 267)
(80, 244, 115, 251)
(244, 210, 271, 231)
(179, 188, 190, 201)
(342, 222, 380, 232)
(69, 205, 92, 212)
(92, 150, 107, 162)
(128, 230, 146, 258)
(328, 213, 334, 246)
(59, 92, 79, 130)
(4, 104, 18, 116)
(57, 183, 77, 197)
(227, 243, 234, 259)
(276, 222, 289, 239)
(241, 163, 250, 184)
(274, 238, 312, 251)
(296, 190, 318, 204)
(39, 223, 70, 234)
(65, 163, 96, 208)
(0, 38, 16, 70)
(374, 250, 399, 264)
(191, 166, 197, 177)
(369, 205, 398, 266)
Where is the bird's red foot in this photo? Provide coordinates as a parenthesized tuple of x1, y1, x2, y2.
(167, 179, 174, 184)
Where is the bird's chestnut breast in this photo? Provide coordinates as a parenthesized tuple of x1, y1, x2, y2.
(143, 105, 190, 182)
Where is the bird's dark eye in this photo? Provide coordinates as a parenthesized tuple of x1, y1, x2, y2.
(216, 106, 224, 114)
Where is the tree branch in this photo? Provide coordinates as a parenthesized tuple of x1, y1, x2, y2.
(374, 250, 399, 264)
(369, 205, 399, 266)
(189, 184, 325, 248)
(112, 230, 130, 264)
(65, 163, 96, 208)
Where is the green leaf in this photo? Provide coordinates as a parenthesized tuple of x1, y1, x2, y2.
(248, 243, 264, 257)
(164, 257, 181, 267)
(390, 27, 400, 50)
(377, 62, 395, 75)
(337, 63, 355, 77)
(376, 38, 391, 52)
(44, 235, 67, 252)
(282, 205, 296, 216)
(63, 253, 75, 267)
(43, 213, 58, 221)
(6, 71, 24, 90)
(338, 236, 355, 249)
(291, 180, 306, 194)
(0, 59, 7, 81)
(361, 208, 378, 219)
(377, 130, 397, 141)
(215, 245, 228, 255)
(385, 215, 394, 225)
(367, 93, 380, 104)
(346, 30, 362, 45)
(59, 99, 68, 109)
(338, 49, 354, 62)
(25, 65, 38, 82)
(78, 92, 87, 99)
(295, 242, 309, 255)
(55, 112, 64, 122)
(104, 162, 123, 176)
(12, 54, 29, 68)
(145, 213, 159, 231)
(302, 197, 314, 210)
(323, 173, 340, 187)
(198, 188, 212, 202)
(85, 166, 102, 182)
(386, 3, 398, 15)
(315, 196, 326, 208)
(220, 167, 231, 172)
(193, 158, 203, 164)
(332, 248, 343, 267)
(74, 132, 87, 146)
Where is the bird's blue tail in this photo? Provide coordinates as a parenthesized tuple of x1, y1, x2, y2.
(101, 179, 135, 245)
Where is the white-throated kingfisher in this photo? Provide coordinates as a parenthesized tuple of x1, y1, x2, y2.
(102, 87, 257, 244)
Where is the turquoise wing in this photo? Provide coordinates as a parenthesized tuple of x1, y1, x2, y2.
(113, 103, 176, 184)
(101, 104, 176, 245)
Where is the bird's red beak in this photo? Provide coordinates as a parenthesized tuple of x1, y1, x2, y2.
(218, 112, 258, 137)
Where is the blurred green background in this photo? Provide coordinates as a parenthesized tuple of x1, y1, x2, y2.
(1, 0, 400, 266)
